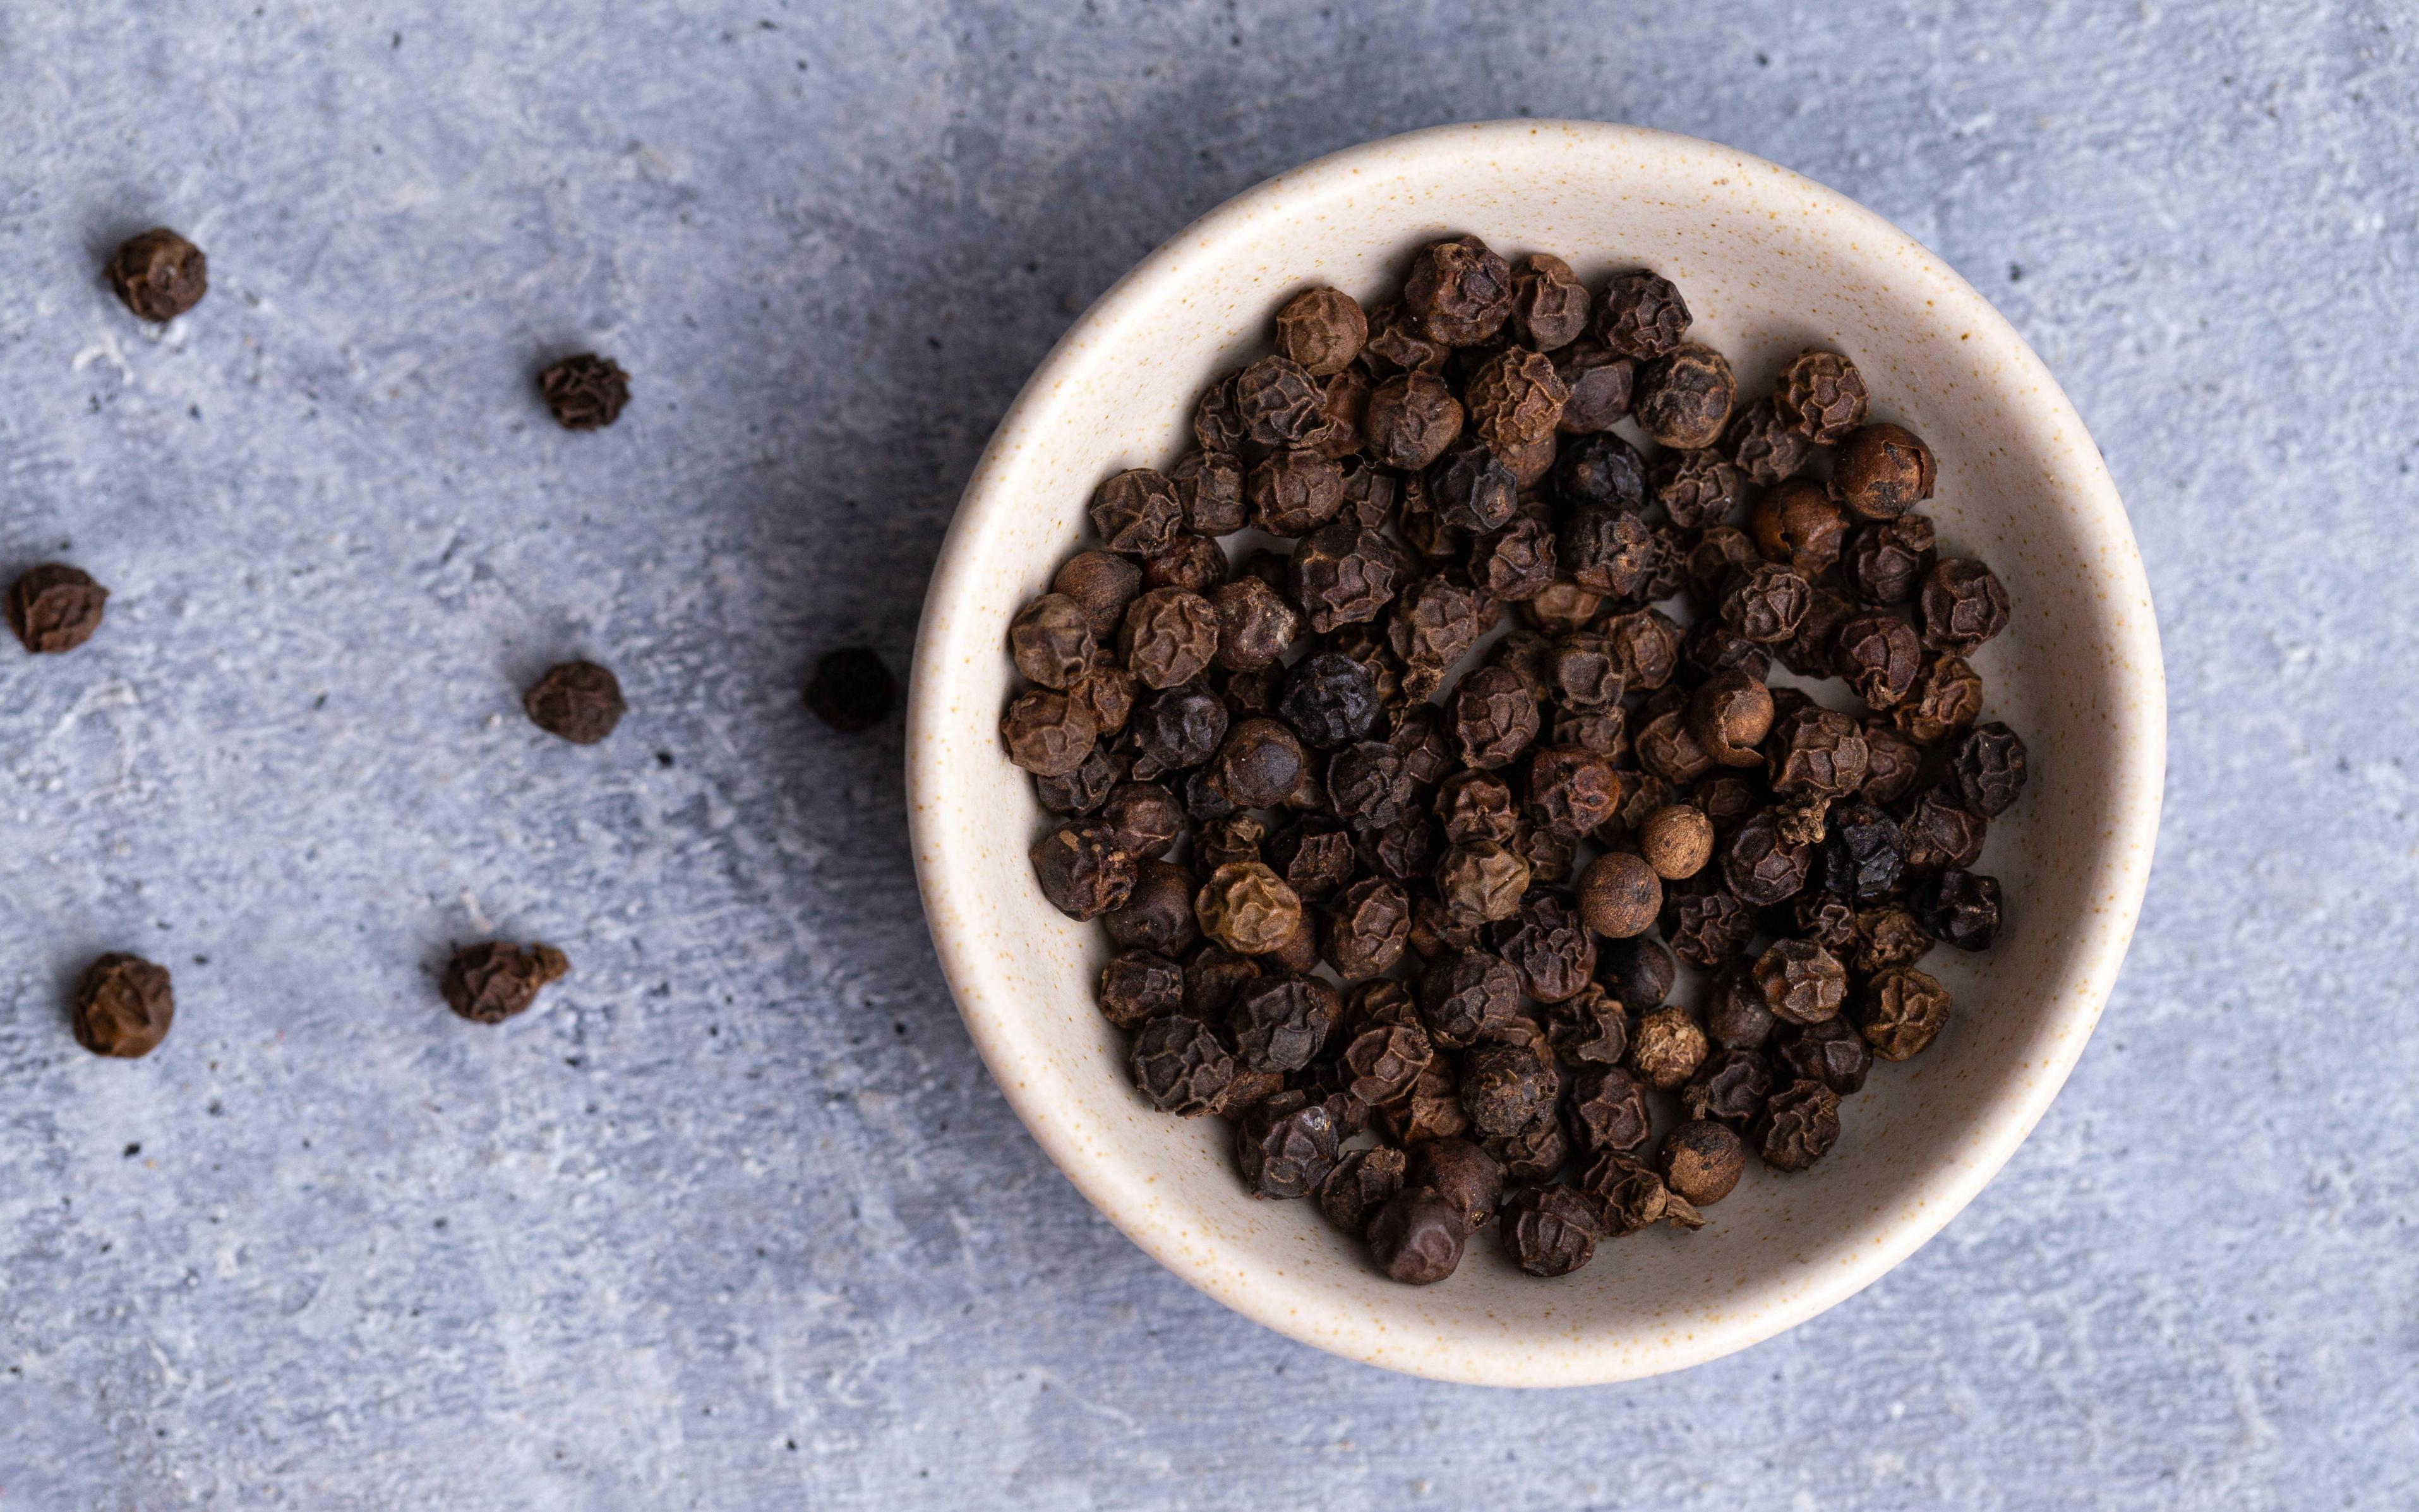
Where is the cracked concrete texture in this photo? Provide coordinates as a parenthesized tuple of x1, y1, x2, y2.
(1, 2, 2413, 1508)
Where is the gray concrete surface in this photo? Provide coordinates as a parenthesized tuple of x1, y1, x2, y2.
(1, 2, 2413, 1507)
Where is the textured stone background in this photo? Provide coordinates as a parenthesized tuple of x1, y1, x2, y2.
(1, 2, 2413, 1508)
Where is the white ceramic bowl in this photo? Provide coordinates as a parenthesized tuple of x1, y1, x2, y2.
(906, 121, 2163, 1386)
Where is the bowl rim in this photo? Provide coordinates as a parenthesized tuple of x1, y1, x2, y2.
(906, 119, 2166, 1386)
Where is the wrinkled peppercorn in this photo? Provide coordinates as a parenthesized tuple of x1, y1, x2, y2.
(1832, 611, 1923, 710)
(1436, 838, 1532, 927)
(1508, 252, 1591, 351)
(1684, 1045, 1774, 1126)
(1635, 344, 1735, 450)
(1009, 594, 1096, 690)
(1775, 349, 1868, 443)
(1594, 270, 1690, 359)
(1000, 688, 1098, 777)
(1775, 1014, 1871, 1095)
(1230, 973, 1342, 1074)
(1754, 1078, 1842, 1172)
(1091, 469, 1187, 556)
(1170, 448, 1249, 536)
(1688, 669, 1774, 768)
(1554, 429, 1650, 514)
(1462, 1038, 1557, 1139)
(1551, 343, 1635, 436)
(1750, 478, 1849, 580)
(1901, 789, 1988, 873)
(1950, 721, 2030, 817)
(1493, 891, 1596, 1003)
(1661, 1119, 1746, 1206)
(440, 941, 568, 1026)
(1919, 558, 2012, 654)
(1832, 422, 1935, 520)
(1546, 983, 1629, 1065)
(1581, 1151, 1705, 1234)
(1053, 551, 1144, 639)
(1364, 371, 1463, 471)
(1720, 563, 1812, 645)
(1131, 682, 1229, 776)
(1131, 1014, 1237, 1115)
(1502, 1183, 1602, 1276)
(6, 564, 109, 654)
(1436, 771, 1522, 846)
(1852, 904, 1935, 976)
(1234, 354, 1327, 448)
(1722, 810, 1813, 908)
(1427, 438, 1519, 536)
(1247, 448, 1347, 537)
(1705, 964, 1778, 1050)
(1098, 949, 1184, 1027)
(524, 660, 626, 745)
(1820, 798, 1907, 902)
(1663, 884, 1756, 968)
(1630, 1005, 1708, 1089)
(1565, 1064, 1653, 1156)
(1861, 966, 1952, 1060)
(1465, 513, 1557, 603)
(1408, 1137, 1506, 1235)
(1464, 347, 1568, 450)
(1650, 447, 1744, 529)
(1847, 514, 1938, 607)
(1919, 868, 2003, 951)
(1290, 523, 1407, 633)
(1767, 706, 1871, 798)
(1417, 949, 1522, 1050)
(1105, 859, 1199, 954)
(536, 354, 630, 430)
(1447, 666, 1540, 771)
(1030, 820, 1136, 920)
(1725, 396, 1818, 486)
(1751, 938, 1847, 1026)
(72, 952, 176, 1056)
(1367, 1186, 1467, 1283)
(1318, 1146, 1407, 1235)
(1142, 532, 1230, 596)
(1405, 236, 1513, 346)
(1894, 652, 1985, 745)
(1274, 286, 1368, 375)
(107, 227, 210, 321)
(1527, 747, 1618, 841)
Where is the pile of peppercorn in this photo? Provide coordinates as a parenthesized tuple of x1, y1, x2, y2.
(1004, 238, 2026, 1285)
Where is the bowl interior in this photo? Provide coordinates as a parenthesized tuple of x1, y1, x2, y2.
(909, 123, 2161, 1386)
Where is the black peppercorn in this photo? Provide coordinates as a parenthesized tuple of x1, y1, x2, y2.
(1097, 949, 1185, 1028)
(524, 660, 626, 745)
(1861, 966, 1952, 1060)
(1662, 883, 1756, 968)
(72, 952, 176, 1056)
(440, 941, 568, 1026)
(1366, 1186, 1467, 1283)
(1501, 1184, 1602, 1277)
(1832, 422, 1936, 520)
(1594, 270, 1690, 359)
(1660, 1119, 1747, 1206)
(1274, 286, 1369, 375)
(1131, 1014, 1237, 1115)
(1724, 396, 1818, 485)
(106, 228, 208, 321)
(1318, 1146, 1407, 1236)
(1635, 344, 1736, 449)
(1427, 438, 1519, 534)
(1949, 721, 2030, 817)
(6, 564, 109, 654)
(1565, 1064, 1653, 1156)
(1775, 349, 1868, 443)
(1919, 868, 2003, 951)
(1405, 236, 1513, 346)
(536, 354, 630, 431)
(1918, 558, 2012, 654)
(1551, 340, 1635, 433)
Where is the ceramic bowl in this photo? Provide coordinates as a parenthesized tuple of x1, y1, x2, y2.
(906, 121, 2163, 1386)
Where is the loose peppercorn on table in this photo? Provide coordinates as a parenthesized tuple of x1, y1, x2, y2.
(1003, 240, 2026, 1287)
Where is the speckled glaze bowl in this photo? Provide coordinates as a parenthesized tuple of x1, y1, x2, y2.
(906, 121, 2163, 1386)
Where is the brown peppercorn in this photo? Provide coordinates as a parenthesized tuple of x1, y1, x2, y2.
(1722, 809, 1813, 908)
(1507, 252, 1591, 351)
(1754, 1079, 1842, 1172)
(1009, 594, 1096, 690)
(1492, 891, 1597, 1004)
(1141, 533, 1228, 597)
(1660, 1119, 1746, 1206)
(1852, 903, 1935, 976)
(1693, 771, 1765, 837)
(1496, 418, 1558, 489)
(1724, 396, 1819, 486)
(1131, 1013, 1237, 1115)
(1273, 285, 1369, 375)
(1684, 524, 1762, 610)
(1194, 813, 1267, 875)
(1434, 769, 1521, 846)
(1861, 966, 1952, 1060)
(1704, 966, 1778, 1050)
(1361, 299, 1451, 375)
(1467, 513, 1558, 602)
(1029, 819, 1136, 920)
(1035, 748, 1118, 814)
(1233, 354, 1327, 448)
(1720, 562, 1813, 644)
(1901, 789, 1989, 873)
(1200, 579, 1292, 674)
(6, 564, 109, 654)
(1580, 1151, 1705, 1235)
(1688, 669, 1775, 768)
(1683, 1045, 1774, 1125)
(1630, 1005, 1708, 1089)
(1635, 709, 1713, 786)
(1436, 838, 1532, 928)
(1775, 349, 1869, 443)
(1367, 1187, 1468, 1283)
(1461, 1039, 1557, 1140)
(1767, 706, 1871, 798)
(1794, 889, 1860, 954)
(1230, 973, 1343, 1074)
(1544, 632, 1621, 711)
(1104, 858, 1199, 955)
(1662, 882, 1755, 968)
(1205, 717, 1305, 810)
(1594, 270, 1691, 359)
(106, 228, 209, 321)
(1463, 347, 1569, 449)
(1853, 718, 1919, 805)
(1775, 1014, 1873, 1096)
(1320, 877, 1410, 980)
(1602, 609, 1684, 692)
(1192, 373, 1248, 453)
(1405, 236, 1513, 346)
(1446, 665, 1540, 772)
(1427, 438, 1519, 534)
(1089, 468, 1185, 557)
(1950, 721, 2030, 817)
(1576, 851, 1662, 939)
(1246, 448, 1348, 537)
(440, 941, 568, 1026)
(1833, 611, 1924, 709)
(1919, 867, 2003, 951)
(1364, 371, 1464, 471)
(1525, 746, 1619, 841)
(1386, 575, 1492, 693)
(1052, 551, 1144, 640)
(1501, 1184, 1602, 1277)
(1128, 682, 1227, 778)
(1169, 448, 1247, 535)
(1634, 344, 1736, 450)
(1318, 1146, 1408, 1236)
(1417, 949, 1522, 1051)
(1638, 804, 1715, 880)
(1847, 514, 1938, 606)
(71, 952, 176, 1056)
(1408, 1137, 1506, 1234)
(1832, 422, 1936, 520)
(1775, 792, 1832, 848)
(1551, 340, 1635, 433)
(1546, 983, 1629, 1066)
(1650, 447, 1745, 530)
(1000, 688, 1097, 776)
(1119, 588, 1222, 689)
(1096, 949, 1184, 1027)
(1750, 478, 1849, 579)
(537, 353, 631, 430)
(1751, 938, 1848, 1025)
(1919, 558, 2013, 654)
(1184, 943, 1263, 1021)
(524, 660, 626, 745)
(1290, 522, 1407, 634)
(1565, 1064, 1654, 1156)
(1195, 861, 1305, 956)
(1894, 652, 1985, 744)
